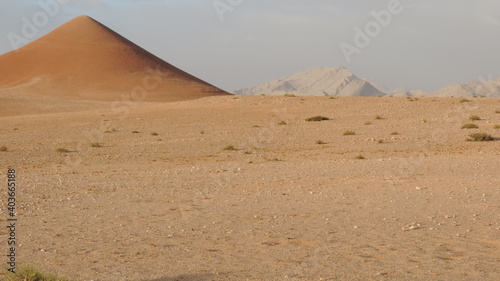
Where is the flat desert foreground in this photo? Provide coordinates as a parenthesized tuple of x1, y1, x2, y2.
(0, 95, 499, 281)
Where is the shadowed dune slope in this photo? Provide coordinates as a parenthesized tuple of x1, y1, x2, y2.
(0, 15, 230, 102)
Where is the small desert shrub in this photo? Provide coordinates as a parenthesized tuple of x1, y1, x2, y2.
(56, 148, 70, 153)
(283, 94, 296, 97)
(223, 145, 236, 151)
(375, 115, 384, 120)
(495, 110, 500, 114)
(461, 123, 479, 129)
(494, 125, 500, 129)
(4, 265, 69, 281)
(278, 121, 287, 125)
(252, 125, 260, 128)
(90, 142, 102, 147)
(329, 96, 338, 99)
(364, 122, 372, 125)
(378, 139, 384, 144)
(244, 151, 252, 154)
(132, 130, 140, 134)
(150, 132, 159, 136)
(316, 140, 325, 145)
(0, 146, 7, 152)
(466, 133, 494, 142)
(354, 155, 365, 160)
(343, 130, 355, 136)
(469, 115, 481, 121)
(390, 131, 399, 135)
(306, 116, 329, 122)
(460, 98, 471, 103)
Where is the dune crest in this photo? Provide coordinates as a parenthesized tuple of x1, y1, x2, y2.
(0, 15, 229, 102)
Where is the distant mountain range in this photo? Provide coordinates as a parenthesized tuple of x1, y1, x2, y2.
(234, 67, 500, 98)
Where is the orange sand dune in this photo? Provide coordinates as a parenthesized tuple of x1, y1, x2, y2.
(0, 15, 229, 102)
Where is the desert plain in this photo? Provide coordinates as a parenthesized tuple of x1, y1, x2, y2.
(0, 93, 499, 281)
(0, 14, 499, 281)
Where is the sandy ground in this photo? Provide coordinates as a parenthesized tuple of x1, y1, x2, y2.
(0, 95, 499, 281)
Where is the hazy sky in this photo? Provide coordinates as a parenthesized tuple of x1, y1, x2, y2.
(1, 0, 499, 92)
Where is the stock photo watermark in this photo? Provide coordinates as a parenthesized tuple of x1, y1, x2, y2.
(7, 0, 72, 51)
(213, 0, 244, 21)
(340, 0, 412, 63)
(6, 169, 18, 273)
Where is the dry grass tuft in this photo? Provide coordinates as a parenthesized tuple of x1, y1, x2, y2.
(4, 265, 70, 281)
(461, 123, 479, 129)
(306, 116, 329, 122)
(466, 133, 494, 142)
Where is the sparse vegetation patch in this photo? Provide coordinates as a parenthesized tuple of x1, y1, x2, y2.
(343, 130, 355, 136)
(466, 133, 494, 142)
(56, 148, 70, 153)
(4, 265, 69, 281)
(223, 145, 236, 151)
(461, 123, 479, 129)
(306, 116, 329, 122)
(0, 146, 7, 152)
(90, 142, 102, 147)
(469, 115, 481, 121)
